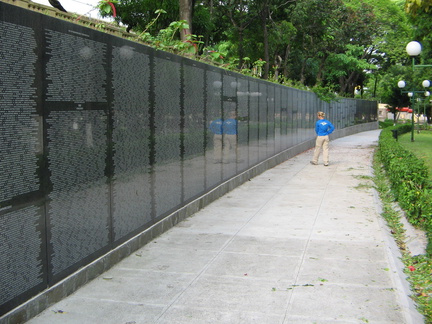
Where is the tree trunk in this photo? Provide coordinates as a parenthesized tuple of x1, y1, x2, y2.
(282, 44, 291, 79)
(261, 4, 270, 79)
(340, 71, 359, 97)
(316, 55, 328, 84)
(238, 28, 245, 68)
(273, 55, 282, 81)
(179, 0, 192, 41)
(300, 57, 308, 84)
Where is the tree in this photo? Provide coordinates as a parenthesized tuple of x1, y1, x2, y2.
(179, 0, 193, 40)
(378, 65, 411, 123)
(324, 45, 376, 95)
(268, 19, 296, 81)
(100, 0, 179, 33)
(212, 0, 258, 68)
(252, 0, 297, 79)
(405, 0, 432, 14)
(404, 0, 432, 69)
(288, 0, 344, 85)
(97, 0, 421, 102)
(344, 0, 412, 97)
(281, 0, 378, 95)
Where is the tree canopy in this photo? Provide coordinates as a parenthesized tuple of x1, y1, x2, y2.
(98, 0, 431, 100)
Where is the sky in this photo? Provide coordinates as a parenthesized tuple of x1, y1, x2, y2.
(32, 0, 110, 20)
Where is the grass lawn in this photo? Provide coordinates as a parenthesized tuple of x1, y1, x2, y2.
(398, 130, 432, 180)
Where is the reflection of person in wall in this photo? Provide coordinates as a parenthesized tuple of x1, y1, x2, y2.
(209, 116, 224, 163)
(222, 110, 238, 163)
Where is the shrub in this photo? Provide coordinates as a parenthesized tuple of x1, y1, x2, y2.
(379, 120, 394, 129)
(379, 125, 432, 255)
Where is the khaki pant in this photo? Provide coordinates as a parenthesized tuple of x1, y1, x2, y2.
(213, 134, 223, 162)
(312, 135, 329, 164)
(223, 134, 237, 163)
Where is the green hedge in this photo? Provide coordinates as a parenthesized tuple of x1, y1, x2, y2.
(378, 125, 432, 255)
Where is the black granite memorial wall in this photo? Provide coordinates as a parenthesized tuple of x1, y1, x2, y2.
(0, 1, 378, 316)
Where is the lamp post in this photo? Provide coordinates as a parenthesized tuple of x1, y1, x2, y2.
(397, 80, 430, 142)
(399, 41, 432, 142)
(424, 91, 431, 128)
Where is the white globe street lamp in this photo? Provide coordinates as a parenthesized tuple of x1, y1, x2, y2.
(406, 41, 422, 56)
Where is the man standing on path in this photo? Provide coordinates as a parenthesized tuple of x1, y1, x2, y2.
(311, 111, 335, 166)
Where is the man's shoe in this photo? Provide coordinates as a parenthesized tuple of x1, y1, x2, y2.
(310, 161, 317, 165)
(324, 163, 329, 166)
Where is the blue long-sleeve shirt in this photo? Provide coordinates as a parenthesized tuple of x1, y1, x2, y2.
(209, 119, 223, 135)
(223, 118, 238, 135)
(315, 119, 334, 136)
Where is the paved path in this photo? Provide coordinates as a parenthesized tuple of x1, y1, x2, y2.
(27, 130, 423, 324)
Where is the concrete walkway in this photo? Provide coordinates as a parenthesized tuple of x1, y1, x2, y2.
(27, 130, 423, 324)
